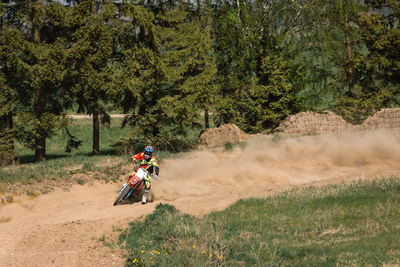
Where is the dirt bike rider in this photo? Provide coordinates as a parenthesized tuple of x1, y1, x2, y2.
(130, 145, 159, 204)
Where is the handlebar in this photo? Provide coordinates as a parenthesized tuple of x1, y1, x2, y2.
(135, 161, 157, 179)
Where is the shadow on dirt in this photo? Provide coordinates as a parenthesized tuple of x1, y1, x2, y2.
(116, 191, 155, 206)
(0, 216, 12, 223)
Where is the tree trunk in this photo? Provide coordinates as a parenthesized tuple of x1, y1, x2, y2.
(344, 14, 355, 96)
(92, 109, 100, 155)
(8, 112, 14, 155)
(32, 2, 44, 162)
(34, 137, 46, 162)
(204, 108, 210, 129)
(0, 114, 15, 165)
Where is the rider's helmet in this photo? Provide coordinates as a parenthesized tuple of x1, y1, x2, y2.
(144, 145, 154, 160)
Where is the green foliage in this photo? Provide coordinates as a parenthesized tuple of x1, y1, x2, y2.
(0, 73, 15, 166)
(209, 178, 400, 265)
(111, 125, 200, 155)
(0, 154, 124, 187)
(1, 0, 400, 164)
(15, 112, 69, 150)
(1, 1, 70, 161)
(120, 203, 228, 266)
(247, 56, 302, 132)
(213, 0, 305, 133)
(115, 1, 216, 150)
(64, 128, 83, 153)
(64, 1, 118, 155)
(331, 1, 400, 124)
(76, 177, 85, 185)
(296, 0, 400, 123)
(120, 178, 400, 266)
(66, 1, 116, 109)
(0, 128, 15, 166)
(0, 118, 130, 187)
(332, 94, 379, 124)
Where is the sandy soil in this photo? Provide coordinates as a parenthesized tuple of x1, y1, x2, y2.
(1, 129, 400, 266)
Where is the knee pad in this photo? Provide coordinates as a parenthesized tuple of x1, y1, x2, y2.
(145, 183, 151, 190)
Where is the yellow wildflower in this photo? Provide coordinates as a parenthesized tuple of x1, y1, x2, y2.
(193, 244, 196, 249)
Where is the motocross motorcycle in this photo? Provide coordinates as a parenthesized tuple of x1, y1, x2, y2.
(113, 166, 153, 206)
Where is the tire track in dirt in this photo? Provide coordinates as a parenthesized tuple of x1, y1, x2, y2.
(1, 129, 400, 266)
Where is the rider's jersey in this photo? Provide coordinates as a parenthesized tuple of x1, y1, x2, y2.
(132, 152, 159, 174)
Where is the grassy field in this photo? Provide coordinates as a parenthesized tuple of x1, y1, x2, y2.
(14, 118, 131, 163)
(2, 117, 400, 265)
(119, 177, 400, 266)
(0, 118, 201, 194)
(0, 118, 132, 192)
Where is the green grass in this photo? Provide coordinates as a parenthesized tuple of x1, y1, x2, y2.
(14, 118, 131, 163)
(119, 177, 400, 266)
(0, 117, 199, 193)
(0, 154, 128, 189)
(0, 118, 132, 191)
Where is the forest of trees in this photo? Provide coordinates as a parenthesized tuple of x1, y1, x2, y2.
(0, 0, 399, 164)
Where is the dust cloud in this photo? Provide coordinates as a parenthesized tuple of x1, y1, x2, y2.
(153, 129, 400, 201)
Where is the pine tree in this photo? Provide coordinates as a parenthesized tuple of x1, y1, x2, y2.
(180, 0, 218, 130)
(212, 0, 305, 133)
(0, 3, 16, 165)
(0, 73, 15, 166)
(1, 0, 69, 161)
(65, 1, 116, 155)
(115, 0, 217, 150)
(293, 0, 390, 123)
(154, 1, 217, 138)
(355, 0, 400, 108)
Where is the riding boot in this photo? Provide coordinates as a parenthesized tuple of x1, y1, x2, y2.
(142, 190, 149, 204)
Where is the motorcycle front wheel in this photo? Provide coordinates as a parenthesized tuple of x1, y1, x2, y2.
(113, 185, 131, 206)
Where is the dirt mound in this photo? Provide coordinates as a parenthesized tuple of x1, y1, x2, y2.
(197, 124, 249, 149)
(274, 111, 351, 135)
(361, 108, 400, 130)
(274, 108, 400, 136)
(198, 108, 400, 148)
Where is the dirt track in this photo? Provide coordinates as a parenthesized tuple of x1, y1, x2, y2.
(1, 129, 400, 266)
